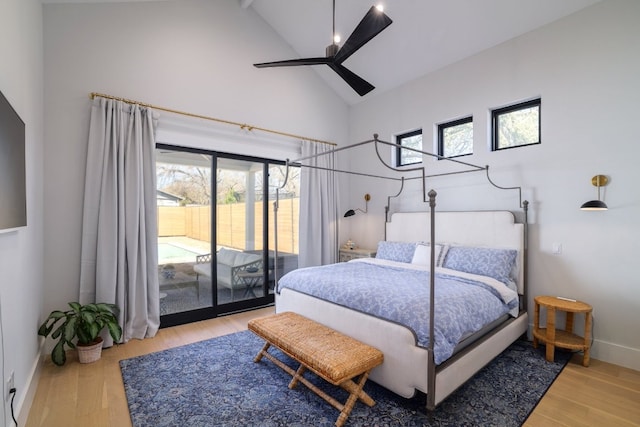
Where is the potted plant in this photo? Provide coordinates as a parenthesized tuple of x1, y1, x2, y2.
(161, 263, 176, 279)
(37, 302, 123, 366)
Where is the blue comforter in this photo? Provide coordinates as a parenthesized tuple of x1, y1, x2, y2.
(277, 258, 518, 364)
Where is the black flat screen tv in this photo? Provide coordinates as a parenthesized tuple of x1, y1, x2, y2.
(0, 89, 27, 231)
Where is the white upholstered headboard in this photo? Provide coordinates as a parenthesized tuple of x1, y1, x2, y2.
(386, 211, 525, 294)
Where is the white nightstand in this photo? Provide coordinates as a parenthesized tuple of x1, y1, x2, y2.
(339, 248, 376, 262)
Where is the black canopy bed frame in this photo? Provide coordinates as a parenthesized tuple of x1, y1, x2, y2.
(271, 134, 529, 410)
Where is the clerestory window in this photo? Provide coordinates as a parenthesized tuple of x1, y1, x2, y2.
(492, 98, 541, 151)
(395, 129, 422, 167)
(437, 117, 473, 158)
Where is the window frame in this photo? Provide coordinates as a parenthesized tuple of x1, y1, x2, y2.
(394, 129, 423, 167)
(437, 116, 473, 159)
(491, 98, 541, 151)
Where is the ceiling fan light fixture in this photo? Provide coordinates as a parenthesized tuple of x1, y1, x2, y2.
(326, 43, 339, 57)
(253, 2, 392, 96)
(376, 4, 384, 12)
(333, 34, 341, 44)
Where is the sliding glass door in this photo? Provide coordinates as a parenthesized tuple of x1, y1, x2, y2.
(267, 163, 300, 288)
(156, 149, 213, 323)
(215, 157, 268, 305)
(156, 145, 299, 327)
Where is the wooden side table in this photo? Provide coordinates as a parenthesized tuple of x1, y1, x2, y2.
(533, 295, 593, 366)
(339, 248, 376, 262)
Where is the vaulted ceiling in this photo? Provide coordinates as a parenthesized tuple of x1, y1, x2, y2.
(41, 0, 602, 105)
(247, 0, 601, 104)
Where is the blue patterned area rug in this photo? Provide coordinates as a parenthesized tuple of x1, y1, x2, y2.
(120, 330, 570, 427)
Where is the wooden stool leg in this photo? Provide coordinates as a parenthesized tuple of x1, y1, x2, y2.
(545, 307, 556, 362)
(565, 312, 575, 334)
(533, 300, 540, 348)
(583, 311, 592, 367)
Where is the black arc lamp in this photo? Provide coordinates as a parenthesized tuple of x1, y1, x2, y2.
(344, 193, 371, 217)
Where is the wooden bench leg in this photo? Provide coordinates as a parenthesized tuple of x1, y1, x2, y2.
(340, 373, 375, 407)
(289, 364, 306, 389)
(336, 371, 372, 427)
(253, 342, 271, 363)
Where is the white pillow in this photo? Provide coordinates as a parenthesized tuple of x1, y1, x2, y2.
(411, 243, 448, 267)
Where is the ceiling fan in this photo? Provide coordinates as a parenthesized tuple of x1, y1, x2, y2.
(254, 1, 392, 96)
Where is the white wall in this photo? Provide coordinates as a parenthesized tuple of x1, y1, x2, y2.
(0, 0, 44, 424)
(42, 1, 348, 324)
(345, 0, 640, 370)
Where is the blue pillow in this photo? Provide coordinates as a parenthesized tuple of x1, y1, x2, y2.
(375, 241, 417, 263)
(442, 246, 517, 284)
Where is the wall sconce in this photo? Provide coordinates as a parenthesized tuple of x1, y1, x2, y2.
(344, 193, 371, 217)
(580, 175, 608, 211)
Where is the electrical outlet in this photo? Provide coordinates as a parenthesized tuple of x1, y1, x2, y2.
(5, 371, 14, 401)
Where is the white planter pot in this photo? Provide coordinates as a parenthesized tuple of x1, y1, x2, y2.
(77, 337, 103, 364)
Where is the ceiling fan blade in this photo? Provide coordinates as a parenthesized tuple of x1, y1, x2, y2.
(333, 6, 392, 64)
(254, 57, 331, 68)
(327, 63, 375, 96)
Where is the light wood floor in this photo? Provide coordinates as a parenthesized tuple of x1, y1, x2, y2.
(26, 306, 640, 427)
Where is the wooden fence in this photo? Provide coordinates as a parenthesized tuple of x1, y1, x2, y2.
(157, 199, 299, 254)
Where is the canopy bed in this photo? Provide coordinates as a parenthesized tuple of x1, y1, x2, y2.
(272, 135, 529, 410)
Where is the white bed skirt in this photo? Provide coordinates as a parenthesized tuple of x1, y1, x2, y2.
(276, 288, 528, 405)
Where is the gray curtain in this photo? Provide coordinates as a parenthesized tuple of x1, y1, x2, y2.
(79, 97, 160, 344)
(298, 141, 338, 267)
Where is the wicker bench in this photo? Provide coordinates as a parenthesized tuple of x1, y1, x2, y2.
(248, 311, 384, 427)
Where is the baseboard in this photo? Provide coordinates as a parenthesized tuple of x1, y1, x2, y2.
(16, 339, 45, 426)
(591, 339, 640, 372)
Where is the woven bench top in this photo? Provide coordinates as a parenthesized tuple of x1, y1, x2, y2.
(248, 311, 384, 385)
